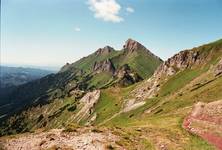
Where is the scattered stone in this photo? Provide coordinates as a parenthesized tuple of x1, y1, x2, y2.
(73, 90, 100, 123)
(0, 128, 121, 150)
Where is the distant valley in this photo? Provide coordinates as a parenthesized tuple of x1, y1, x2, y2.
(0, 66, 55, 88)
(0, 66, 55, 106)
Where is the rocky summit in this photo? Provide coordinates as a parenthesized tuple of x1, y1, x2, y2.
(1, 39, 222, 150)
(123, 38, 147, 52)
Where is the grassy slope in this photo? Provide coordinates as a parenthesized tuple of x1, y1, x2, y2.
(2, 40, 222, 149)
(72, 50, 122, 73)
(93, 88, 123, 124)
(126, 50, 162, 78)
(87, 72, 113, 89)
(97, 74, 222, 149)
(68, 47, 162, 91)
(65, 47, 162, 91)
(89, 40, 222, 149)
(92, 85, 137, 125)
(111, 49, 162, 79)
(159, 69, 203, 97)
(22, 52, 220, 148)
(0, 43, 162, 136)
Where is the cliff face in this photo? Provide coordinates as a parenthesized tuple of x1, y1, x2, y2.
(154, 40, 222, 79)
(92, 60, 142, 86)
(115, 64, 143, 86)
(93, 59, 115, 74)
(128, 40, 222, 103)
(129, 50, 201, 101)
(154, 50, 200, 78)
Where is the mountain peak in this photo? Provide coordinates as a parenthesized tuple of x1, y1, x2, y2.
(95, 46, 114, 56)
(123, 38, 146, 52)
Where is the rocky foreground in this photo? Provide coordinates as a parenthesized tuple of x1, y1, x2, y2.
(183, 100, 222, 150)
(0, 127, 122, 150)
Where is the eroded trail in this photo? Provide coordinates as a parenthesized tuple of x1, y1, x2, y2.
(183, 100, 222, 150)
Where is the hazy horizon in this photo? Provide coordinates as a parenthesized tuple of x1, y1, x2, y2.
(0, 63, 60, 71)
(1, 0, 222, 67)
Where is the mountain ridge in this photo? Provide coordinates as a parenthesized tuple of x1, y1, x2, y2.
(1, 39, 222, 150)
(0, 38, 162, 124)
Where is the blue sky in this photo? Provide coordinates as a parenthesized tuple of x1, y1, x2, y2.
(1, 0, 222, 69)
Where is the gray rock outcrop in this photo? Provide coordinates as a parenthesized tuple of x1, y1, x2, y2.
(95, 46, 114, 56)
(93, 59, 115, 74)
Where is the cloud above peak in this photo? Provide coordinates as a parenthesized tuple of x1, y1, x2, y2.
(87, 0, 123, 23)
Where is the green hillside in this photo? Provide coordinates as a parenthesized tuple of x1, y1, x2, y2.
(0, 39, 162, 132)
(62, 40, 162, 79)
(1, 39, 222, 150)
(90, 39, 222, 149)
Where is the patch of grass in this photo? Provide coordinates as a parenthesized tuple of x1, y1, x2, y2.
(111, 49, 162, 79)
(106, 98, 160, 127)
(139, 138, 155, 150)
(186, 134, 215, 150)
(127, 52, 162, 79)
(159, 69, 203, 97)
(88, 72, 113, 88)
(93, 89, 123, 124)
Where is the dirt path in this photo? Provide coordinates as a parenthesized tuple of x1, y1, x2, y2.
(183, 100, 222, 150)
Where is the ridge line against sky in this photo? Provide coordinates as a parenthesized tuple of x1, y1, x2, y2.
(1, 0, 222, 68)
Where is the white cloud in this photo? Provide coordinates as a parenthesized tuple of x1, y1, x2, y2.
(74, 27, 81, 32)
(87, 0, 123, 23)
(126, 7, 134, 13)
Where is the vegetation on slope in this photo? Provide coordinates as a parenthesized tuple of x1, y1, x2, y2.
(1, 39, 222, 149)
(0, 39, 162, 125)
(86, 39, 222, 149)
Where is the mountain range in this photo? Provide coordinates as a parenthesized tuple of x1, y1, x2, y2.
(0, 39, 222, 150)
(0, 66, 54, 88)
